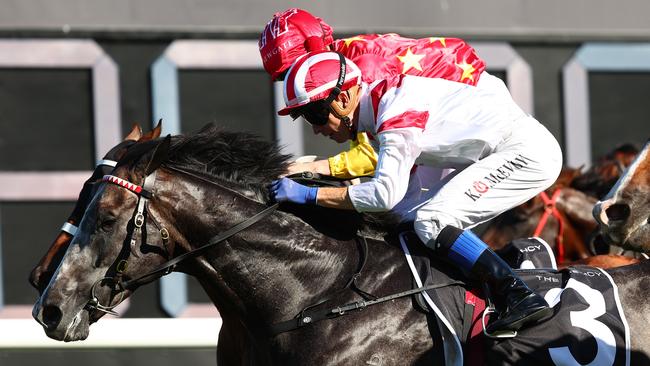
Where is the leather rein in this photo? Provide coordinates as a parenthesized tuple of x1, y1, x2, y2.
(87, 167, 441, 334)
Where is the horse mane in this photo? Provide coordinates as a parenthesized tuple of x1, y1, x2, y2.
(121, 123, 399, 238)
(163, 123, 292, 188)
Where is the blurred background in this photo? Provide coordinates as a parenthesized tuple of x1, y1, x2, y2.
(1, 0, 649, 364)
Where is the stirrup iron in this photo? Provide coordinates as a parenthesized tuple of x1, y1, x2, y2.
(481, 306, 517, 339)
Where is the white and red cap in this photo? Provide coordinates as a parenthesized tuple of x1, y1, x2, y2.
(278, 51, 361, 116)
(258, 8, 334, 80)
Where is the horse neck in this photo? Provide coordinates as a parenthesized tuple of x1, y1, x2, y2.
(158, 171, 359, 329)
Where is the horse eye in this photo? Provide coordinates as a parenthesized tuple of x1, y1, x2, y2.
(99, 218, 117, 232)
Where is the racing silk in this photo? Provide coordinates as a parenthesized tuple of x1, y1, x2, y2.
(348, 74, 528, 212)
(327, 34, 487, 178)
(332, 34, 485, 86)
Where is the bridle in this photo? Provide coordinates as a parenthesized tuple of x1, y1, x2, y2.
(84, 168, 278, 316)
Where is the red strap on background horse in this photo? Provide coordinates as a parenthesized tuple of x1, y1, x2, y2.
(533, 189, 565, 263)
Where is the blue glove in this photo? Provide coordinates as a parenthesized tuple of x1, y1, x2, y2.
(269, 178, 318, 205)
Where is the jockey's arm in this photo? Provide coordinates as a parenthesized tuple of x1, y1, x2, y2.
(285, 132, 378, 178)
(315, 186, 355, 210)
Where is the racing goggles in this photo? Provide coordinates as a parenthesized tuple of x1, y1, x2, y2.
(289, 100, 331, 126)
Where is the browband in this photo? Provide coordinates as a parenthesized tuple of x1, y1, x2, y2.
(102, 175, 153, 198)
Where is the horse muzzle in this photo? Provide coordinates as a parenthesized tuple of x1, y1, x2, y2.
(33, 300, 91, 341)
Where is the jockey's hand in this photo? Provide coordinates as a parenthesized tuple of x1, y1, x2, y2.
(269, 178, 318, 205)
(282, 159, 331, 177)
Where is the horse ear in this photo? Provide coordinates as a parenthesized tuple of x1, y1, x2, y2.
(139, 120, 163, 142)
(152, 119, 163, 139)
(145, 135, 171, 175)
(124, 123, 143, 141)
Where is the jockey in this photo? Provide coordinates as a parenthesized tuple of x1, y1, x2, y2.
(259, 8, 491, 179)
(269, 51, 563, 334)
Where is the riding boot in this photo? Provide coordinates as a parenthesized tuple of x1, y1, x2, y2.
(433, 226, 552, 333)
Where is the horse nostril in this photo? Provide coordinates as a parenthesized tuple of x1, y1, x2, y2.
(42, 305, 63, 330)
(605, 204, 631, 222)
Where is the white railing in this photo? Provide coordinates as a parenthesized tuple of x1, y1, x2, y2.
(0, 318, 221, 348)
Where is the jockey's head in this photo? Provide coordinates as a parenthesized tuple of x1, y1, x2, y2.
(278, 51, 362, 142)
(258, 8, 334, 81)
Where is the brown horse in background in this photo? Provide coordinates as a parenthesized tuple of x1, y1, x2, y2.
(572, 143, 640, 200)
(481, 167, 598, 264)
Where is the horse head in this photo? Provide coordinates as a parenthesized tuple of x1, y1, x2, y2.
(29, 121, 162, 294)
(32, 124, 308, 342)
(32, 133, 174, 342)
(594, 139, 650, 251)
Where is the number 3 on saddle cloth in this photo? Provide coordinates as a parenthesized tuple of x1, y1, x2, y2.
(398, 232, 629, 366)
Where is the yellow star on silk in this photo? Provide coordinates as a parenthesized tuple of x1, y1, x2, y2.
(429, 37, 447, 47)
(397, 48, 425, 73)
(342, 36, 365, 47)
(456, 61, 476, 82)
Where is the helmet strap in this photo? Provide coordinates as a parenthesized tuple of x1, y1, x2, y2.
(329, 85, 360, 136)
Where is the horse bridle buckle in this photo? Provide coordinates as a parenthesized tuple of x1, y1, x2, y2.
(134, 213, 145, 228)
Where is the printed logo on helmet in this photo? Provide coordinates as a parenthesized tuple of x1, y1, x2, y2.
(259, 8, 298, 50)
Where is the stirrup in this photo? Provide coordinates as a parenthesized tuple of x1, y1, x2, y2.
(481, 307, 517, 339)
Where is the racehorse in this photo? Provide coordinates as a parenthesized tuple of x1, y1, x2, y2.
(28, 122, 162, 294)
(572, 143, 640, 200)
(32, 125, 650, 365)
(594, 139, 650, 252)
(481, 167, 598, 264)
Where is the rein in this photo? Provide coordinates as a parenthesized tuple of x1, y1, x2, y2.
(533, 189, 565, 263)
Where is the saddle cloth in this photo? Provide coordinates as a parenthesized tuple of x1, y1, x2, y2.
(398, 233, 629, 366)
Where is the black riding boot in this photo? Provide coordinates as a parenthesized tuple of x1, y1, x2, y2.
(434, 226, 552, 333)
(471, 247, 553, 333)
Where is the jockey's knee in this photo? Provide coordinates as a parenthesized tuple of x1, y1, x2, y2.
(413, 213, 463, 251)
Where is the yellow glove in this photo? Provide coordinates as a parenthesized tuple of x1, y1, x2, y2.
(328, 133, 378, 179)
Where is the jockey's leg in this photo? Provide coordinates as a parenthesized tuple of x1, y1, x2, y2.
(432, 225, 552, 333)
